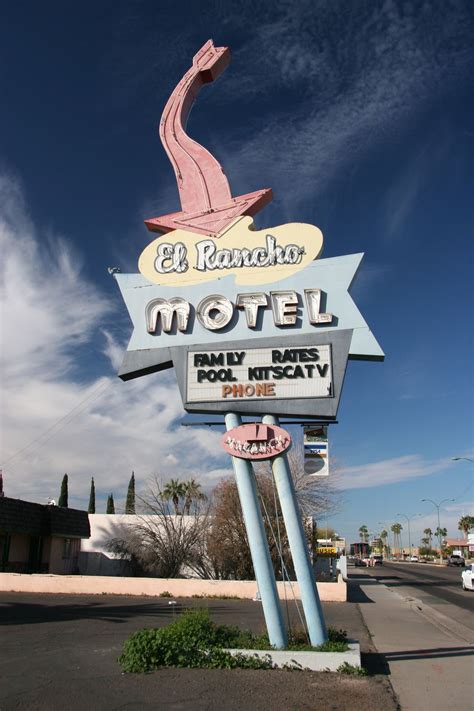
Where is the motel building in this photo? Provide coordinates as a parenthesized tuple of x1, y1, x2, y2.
(0, 497, 90, 574)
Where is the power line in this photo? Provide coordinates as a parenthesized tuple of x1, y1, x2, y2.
(1, 379, 111, 469)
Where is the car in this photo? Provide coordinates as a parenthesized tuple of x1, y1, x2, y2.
(448, 554, 465, 567)
(354, 558, 366, 567)
(410, 555, 419, 562)
(461, 564, 473, 591)
(371, 555, 383, 565)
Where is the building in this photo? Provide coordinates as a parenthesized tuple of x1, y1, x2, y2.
(0, 497, 90, 574)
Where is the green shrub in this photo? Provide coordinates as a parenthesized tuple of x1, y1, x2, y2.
(118, 610, 350, 673)
(118, 609, 272, 672)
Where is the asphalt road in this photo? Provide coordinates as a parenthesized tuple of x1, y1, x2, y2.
(0, 593, 397, 711)
(362, 561, 474, 629)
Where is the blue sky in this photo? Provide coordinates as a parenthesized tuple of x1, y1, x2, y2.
(1, 0, 473, 545)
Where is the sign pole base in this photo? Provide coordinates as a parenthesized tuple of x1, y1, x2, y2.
(225, 412, 288, 649)
(262, 414, 327, 646)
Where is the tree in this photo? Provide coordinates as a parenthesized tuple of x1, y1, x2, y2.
(458, 515, 474, 538)
(358, 525, 369, 543)
(207, 475, 297, 581)
(58, 474, 68, 508)
(88, 477, 96, 514)
(435, 526, 447, 540)
(380, 529, 389, 555)
(125, 472, 136, 514)
(391, 523, 403, 556)
(183, 478, 206, 515)
(107, 476, 212, 578)
(423, 528, 433, 546)
(162, 479, 186, 515)
(106, 493, 115, 514)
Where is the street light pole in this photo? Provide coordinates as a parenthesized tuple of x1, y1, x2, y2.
(421, 498, 455, 564)
(396, 513, 422, 559)
(452, 457, 474, 463)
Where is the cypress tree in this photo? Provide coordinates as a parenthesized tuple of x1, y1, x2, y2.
(88, 477, 96, 514)
(125, 472, 136, 514)
(106, 493, 115, 514)
(58, 474, 68, 507)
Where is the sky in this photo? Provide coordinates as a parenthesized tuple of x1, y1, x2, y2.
(1, 0, 473, 547)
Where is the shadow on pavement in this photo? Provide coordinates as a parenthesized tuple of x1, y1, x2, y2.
(0, 600, 234, 626)
(383, 645, 474, 662)
(347, 578, 375, 603)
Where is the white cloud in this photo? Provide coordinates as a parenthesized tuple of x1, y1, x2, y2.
(0, 175, 228, 510)
(337, 453, 457, 490)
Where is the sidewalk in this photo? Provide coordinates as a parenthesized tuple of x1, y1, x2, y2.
(352, 575, 474, 711)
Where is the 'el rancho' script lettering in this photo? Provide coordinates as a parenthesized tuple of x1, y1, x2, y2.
(138, 216, 323, 287)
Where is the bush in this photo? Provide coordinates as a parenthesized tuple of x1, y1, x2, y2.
(118, 610, 349, 672)
(118, 609, 273, 672)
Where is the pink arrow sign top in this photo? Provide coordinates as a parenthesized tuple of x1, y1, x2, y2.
(145, 40, 272, 238)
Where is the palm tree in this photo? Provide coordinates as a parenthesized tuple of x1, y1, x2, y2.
(162, 479, 185, 515)
(423, 528, 433, 547)
(358, 525, 369, 543)
(435, 526, 447, 540)
(458, 515, 474, 539)
(421, 536, 430, 547)
(380, 530, 388, 554)
(391, 523, 403, 556)
(182, 479, 206, 515)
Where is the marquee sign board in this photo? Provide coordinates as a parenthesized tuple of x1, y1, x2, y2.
(168, 330, 351, 418)
(186, 344, 332, 403)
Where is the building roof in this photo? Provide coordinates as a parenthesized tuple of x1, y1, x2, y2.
(0, 497, 90, 539)
(445, 538, 469, 547)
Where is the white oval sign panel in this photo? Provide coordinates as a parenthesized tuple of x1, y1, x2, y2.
(139, 216, 323, 287)
(221, 422, 292, 460)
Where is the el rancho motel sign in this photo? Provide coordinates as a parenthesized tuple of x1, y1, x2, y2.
(114, 40, 383, 648)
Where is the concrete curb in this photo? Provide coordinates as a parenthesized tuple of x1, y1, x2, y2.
(226, 641, 361, 671)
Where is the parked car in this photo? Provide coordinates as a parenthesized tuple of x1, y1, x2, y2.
(461, 564, 473, 591)
(410, 555, 419, 562)
(447, 554, 465, 567)
(354, 558, 366, 567)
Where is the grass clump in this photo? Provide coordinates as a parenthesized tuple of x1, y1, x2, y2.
(119, 610, 351, 673)
(337, 662, 368, 676)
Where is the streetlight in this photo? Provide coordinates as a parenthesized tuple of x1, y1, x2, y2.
(420, 498, 455, 564)
(452, 457, 474, 463)
(396, 513, 422, 559)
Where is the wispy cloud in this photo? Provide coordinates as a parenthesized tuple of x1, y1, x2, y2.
(337, 453, 456, 490)
(208, 1, 473, 214)
(0, 175, 228, 509)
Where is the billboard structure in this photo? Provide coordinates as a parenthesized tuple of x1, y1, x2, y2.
(114, 40, 383, 649)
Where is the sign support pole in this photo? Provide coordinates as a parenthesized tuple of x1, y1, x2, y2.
(225, 412, 288, 649)
(262, 414, 327, 646)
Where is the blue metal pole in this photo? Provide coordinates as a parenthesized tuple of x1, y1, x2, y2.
(262, 414, 327, 646)
(225, 412, 287, 649)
